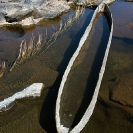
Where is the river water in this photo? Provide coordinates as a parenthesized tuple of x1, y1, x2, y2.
(0, 1, 133, 133)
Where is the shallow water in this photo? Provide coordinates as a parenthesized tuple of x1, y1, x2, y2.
(0, 1, 133, 133)
(0, 7, 94, 133)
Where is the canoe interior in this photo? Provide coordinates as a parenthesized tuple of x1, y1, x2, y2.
(60, 12, 110, 128)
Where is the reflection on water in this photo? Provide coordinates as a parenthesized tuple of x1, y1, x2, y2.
(0, 27, 25, 39)
(0, 1, 133, 133)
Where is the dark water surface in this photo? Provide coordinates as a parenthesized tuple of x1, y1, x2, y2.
(0, 1, 133, 133)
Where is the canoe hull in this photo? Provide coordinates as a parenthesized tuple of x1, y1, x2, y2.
(56, 3, 113, 133)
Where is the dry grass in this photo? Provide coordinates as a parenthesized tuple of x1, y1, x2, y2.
(10, 33, 43, 71)
(10, 7, 85, 71)
(0, 61, 6, 78)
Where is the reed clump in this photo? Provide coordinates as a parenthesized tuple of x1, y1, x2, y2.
(0, 61, 6, 78)
(10, 6, 85, 71)
(10, 33, 43, 71)
(43, 6, 85, 49)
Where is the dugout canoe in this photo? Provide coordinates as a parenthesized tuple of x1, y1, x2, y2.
(56, 3, 113, 133)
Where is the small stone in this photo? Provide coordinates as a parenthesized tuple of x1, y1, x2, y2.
(129, 87, 131, 89)
(69, 113, 72, 117)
